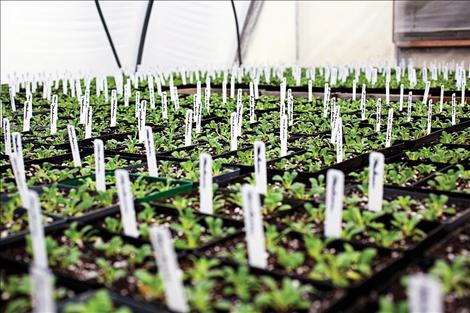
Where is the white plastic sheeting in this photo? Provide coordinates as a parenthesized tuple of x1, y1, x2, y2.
(1, 1, 249, 82)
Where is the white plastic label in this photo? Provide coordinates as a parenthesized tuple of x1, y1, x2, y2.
(385, 108, 394, 148)
(67, 125, 81, 167)
(144, 126, 158, 177)
(324, 169, 344, 238)
(254, 141, 267, 195)
(308, 79, 313, 102)
(110, 96, 117, 127)
(368, 152, 384, 211)
(50, 96, 58, 135)
(149, 226, 189, 313)
(184, 110, 193, 147)
(249, 94, 255, 123)
(375, 98, 382, 132)
(399, 84, 404, 112)
(26, 190, 48, 268)
(242, 184, 268, 269)
(162, 92, 168, 119)
(360, 85, 366, 120)
(199, 153, 213, 215)
(335, 117, 343, 163)
(115, 169, 139, 238)
(352, 80, 357, 101)
(94, 139, 106, 192)
(85, 106, 93, 139)
(409, 274, 443, 313)
(427, 99, 433, 135)
(423, 81, 431, 105)
(230, 112, 238, 151)
(3, 118, 11, 155)
(30, 265, 56, 313)
(222, 79, 227, 104)
(439, 86, 444, 113)
(230, 75, 235, 99)
(407, 92, 413, 122)
(10, 153, 28, 205)
(280, 114, 288, 157)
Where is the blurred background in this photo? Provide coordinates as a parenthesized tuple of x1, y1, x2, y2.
(1, 0, 469, 81)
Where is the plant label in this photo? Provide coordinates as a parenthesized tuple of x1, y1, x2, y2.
(230, 75, 235, 99)
(144, 126, 158, 177)
(409, 274, 443, 313)
(3, 118, 12, 155)
(26, 190, 48, 268)
(360, 85, 366, 120)
(280, 114, 288, 157)
(335, 117, 343, 163)
(254, 78, 259, 99)
(385, 108, 394, 148)
(84, 104, 93, 138)
(0, 100, 3, 129)
(222, 79, 227, 104)
(23, 101, 31, 132)
(50, 96, 58, 135)
(323, 83, 329, 118)
(111, 92, 117, 127)
(385, 81, 390, 105)
(368, 152, 384, 211)
(352, 79, 357, 101)
(185, 109, 193, 147)
(439, 86, 444, 113)
(30, 265, 56, 313)
(135, 91, 141, 117)
(451, 93, 456, 125)
(399, 84, 404, 111)
(325, 169, 344, 238)
(461, 81, 466, 107)
(236, 96, 243, 136)
(67, 125, 81, 167)
(308, 79, 313, 102)
(162, 92, 168, 119)
(149, 225, 189, 313)
(407, 92, 413, 122)
(199, 153, 213, 215)
(254, 141, 267, 195)
(149, 86, 155, 110)
(423, 81, 431, 105)
(249, 94, 256, 124)
(10, 153, 28, 205)
(427, 99, 433, 135)
(375, 98, 382, 132)
(94, 139, 106, 192)
(242, 184, 268, 269)
(12, 132, 25, 178)
(230, 112, 238, 151)
(115, 169, 139, 238)
(9, 87, 16, 112)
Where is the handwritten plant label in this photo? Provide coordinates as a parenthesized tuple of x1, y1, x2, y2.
(94, 139, 106, 192)
(222, 79, 227, 104)
(67, 125, 81, 167)
(407, 92, 413, 122)
(185, 109, 193, 146)
(280, 114, 288, 157)
(324, 169, 344, 238)
(199, 153, 213, 214)
(10, 153, 28, 205)
(230, 112, 238, 151)
(368, 152, 384, 211)
(385, 108, 394, 148)
(360, 85, 366, 120)
(409, 274, 443, 313)
(85, 106, 93, 139)
(335, 117, 343, 163)
(375, 98, 382, 132)
(110, 94, 117, 127)
(144, 126, 158, 177)
(451, 93, 456, 125)
(242, 184, 268, 269)
(254, 141, 267, 195)
(115, 169, 139, 238)
(423, 81, 431, 105)
(427, 99, 433, 135)
(149, 226, 189, 313)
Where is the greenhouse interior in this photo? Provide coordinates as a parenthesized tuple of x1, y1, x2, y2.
(1, 1, 469, 312)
